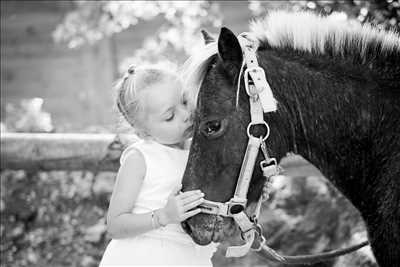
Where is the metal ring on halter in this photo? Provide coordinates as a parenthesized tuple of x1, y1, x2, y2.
(251, 235, 266, 252)
(254, 223, 263, 237)
(246, 121, 270, 141)
(240, 226, 257, 240)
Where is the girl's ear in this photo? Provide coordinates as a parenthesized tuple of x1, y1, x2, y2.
(218, 27, 243, 79)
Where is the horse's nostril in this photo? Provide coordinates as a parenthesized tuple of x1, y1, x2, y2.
(181, 221, 192, 235)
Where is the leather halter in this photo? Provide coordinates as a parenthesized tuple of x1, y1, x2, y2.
(197, 32, 370, 263)
(198, 32, 280, 257)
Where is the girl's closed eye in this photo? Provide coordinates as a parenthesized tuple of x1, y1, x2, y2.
(166, 112, 175, 121)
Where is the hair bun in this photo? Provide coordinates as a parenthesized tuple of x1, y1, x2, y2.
(127, 65, 136, 74)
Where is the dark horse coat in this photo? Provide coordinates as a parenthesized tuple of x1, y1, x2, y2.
(181, 11, 400, 267)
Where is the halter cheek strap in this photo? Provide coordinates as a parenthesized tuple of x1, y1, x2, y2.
(225, 32, 279, 257)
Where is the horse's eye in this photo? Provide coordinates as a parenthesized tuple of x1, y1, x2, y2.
(200, 119, 228, 139)
(206, 121, 221, 133)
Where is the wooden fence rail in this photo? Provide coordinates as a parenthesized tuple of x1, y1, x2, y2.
(1, 133, 322, 177)
(0, 133, 136, 172)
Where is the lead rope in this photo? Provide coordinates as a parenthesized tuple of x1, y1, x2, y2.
(249, 151, 370, 264)
(258, 240, 370, 265)
(249, 162, 370, 264)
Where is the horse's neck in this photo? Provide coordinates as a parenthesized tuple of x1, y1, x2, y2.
(259, 49, 397, 210)
(257, 47, 400, 267)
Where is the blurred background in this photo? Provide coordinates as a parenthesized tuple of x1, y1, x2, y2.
(1, 1, 398, 266)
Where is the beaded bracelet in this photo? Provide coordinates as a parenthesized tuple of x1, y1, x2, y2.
(153, 210, 167, 228)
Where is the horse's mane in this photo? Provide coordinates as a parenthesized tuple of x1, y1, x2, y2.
(251, 10, 400, 65)
(181, 10, 400, 104)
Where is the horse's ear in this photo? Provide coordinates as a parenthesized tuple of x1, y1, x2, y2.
(201, 29, 215, 45)
(218, 27, 243, 79)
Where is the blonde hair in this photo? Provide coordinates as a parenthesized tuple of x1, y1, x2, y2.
(115, 64, 179, 137)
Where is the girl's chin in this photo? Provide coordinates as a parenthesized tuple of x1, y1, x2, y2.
(155, 136, 189, 148)
(162, 140, 186, 149)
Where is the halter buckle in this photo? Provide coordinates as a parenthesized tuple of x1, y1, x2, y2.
(244, 67, 266, 96)
(261, 158, 279, 178)
(244, 66, 277, 113)
(198, 199, 228, 216)
(198, 198, 248, 217)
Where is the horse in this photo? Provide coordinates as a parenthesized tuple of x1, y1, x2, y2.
(180, 10, 400, 267)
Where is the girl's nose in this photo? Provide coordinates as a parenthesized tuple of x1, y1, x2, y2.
(181, 106, 193, 124)
(183, 110, 192, 123)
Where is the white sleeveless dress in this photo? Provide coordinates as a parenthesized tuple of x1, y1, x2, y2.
(99, 139, 217, 266)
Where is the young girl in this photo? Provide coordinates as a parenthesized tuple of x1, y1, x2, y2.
(99, 65, 217, 266)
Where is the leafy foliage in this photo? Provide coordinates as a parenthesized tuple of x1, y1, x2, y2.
(1, 98, 53, 133)
(53, 1, 222, 66)
(53, 0, 399, 71)
(1, 170, 114, 267)
(248, 0, 400, 31)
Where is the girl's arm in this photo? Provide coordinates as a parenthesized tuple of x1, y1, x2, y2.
(106, 149, 204, 239)
(106, 149, 151, 239)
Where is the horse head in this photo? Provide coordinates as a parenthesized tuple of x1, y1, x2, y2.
(180, 27, 288, 245)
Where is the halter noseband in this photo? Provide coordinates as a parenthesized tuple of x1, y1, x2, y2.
(196, 32, 369, 263)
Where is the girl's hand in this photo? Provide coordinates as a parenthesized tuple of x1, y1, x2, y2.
(158, 185, 204, 225)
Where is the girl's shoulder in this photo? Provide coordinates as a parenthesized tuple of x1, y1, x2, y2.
(119, 140, 146, 165)
(120, 139, 187, 170)
(119, 139, 160, 166)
